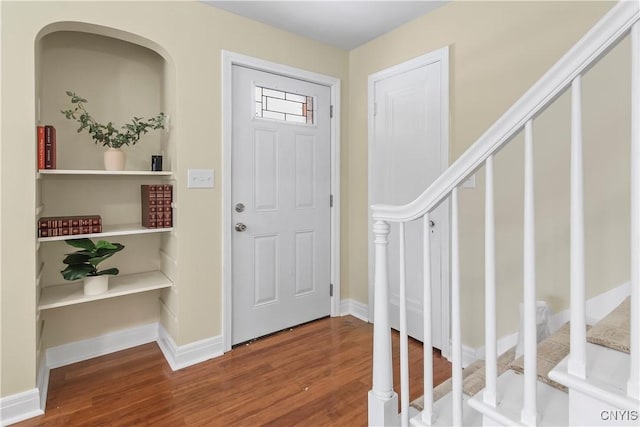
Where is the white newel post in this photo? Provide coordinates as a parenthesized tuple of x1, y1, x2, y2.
(369, 220, 399, 426)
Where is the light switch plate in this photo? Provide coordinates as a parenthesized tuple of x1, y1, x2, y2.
(188, 169, 214, 188)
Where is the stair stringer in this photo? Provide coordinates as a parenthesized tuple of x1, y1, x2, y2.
(549, 343, 640, 427)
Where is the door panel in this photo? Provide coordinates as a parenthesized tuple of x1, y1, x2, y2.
(253, 234, 278, 305)
(254, 129, 279, 211)
(232, 65, 331, 345)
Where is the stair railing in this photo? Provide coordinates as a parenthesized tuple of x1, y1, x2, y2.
(368, 1, 639, 426)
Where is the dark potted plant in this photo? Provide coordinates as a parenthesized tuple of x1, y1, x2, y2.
(61, 91, 165, 171)
(61, 238, 125, 295)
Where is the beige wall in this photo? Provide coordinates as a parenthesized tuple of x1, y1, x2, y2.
(0, 0, 630, 400)
(1, 0, 348, 397)
(349, 0, 627, 347)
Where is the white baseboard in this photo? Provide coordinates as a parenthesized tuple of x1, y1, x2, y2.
(157, 325, 223, 371)
(0, 389, 43, 426)
(340, 298, 369, 322)
(46, 323, 159, 369)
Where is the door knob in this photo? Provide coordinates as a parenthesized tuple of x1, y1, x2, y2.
(429, 220, 436, 227)
(235, 223, 247, 232)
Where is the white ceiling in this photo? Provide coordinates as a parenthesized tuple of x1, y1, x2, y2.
(204, 1, 447, 50)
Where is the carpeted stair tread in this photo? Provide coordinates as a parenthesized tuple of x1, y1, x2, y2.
(586, 296, 630, 354)
(509, 322, 588, 392)
(411, 348, 515, 411)
(411, 297, 630, 412)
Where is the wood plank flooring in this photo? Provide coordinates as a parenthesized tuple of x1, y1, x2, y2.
(16, 316, 451, 426)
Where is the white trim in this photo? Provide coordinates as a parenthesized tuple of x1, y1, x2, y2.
(221, 51, 341, 352)
(36, 352, 49, 414)
(0, 389, 44, 426)
(45, 323, 158, 369)
(341, 298, 369, 322)
(367, 46, 451, 356)
(157, 325, 223, 371)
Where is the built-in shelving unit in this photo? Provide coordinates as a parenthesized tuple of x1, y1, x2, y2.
(37, 223, 173, 242)
(34, 29, 178, 371)
(38, 270, 172, 310)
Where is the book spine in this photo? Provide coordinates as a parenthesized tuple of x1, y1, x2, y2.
(38, 216, 102, 231)
(141, 185, 157, 228)
(44, 125, 57, 169)
(37, 126, 45, 170)
(51, 126, 57, 169)
(37, 225, 102, 238)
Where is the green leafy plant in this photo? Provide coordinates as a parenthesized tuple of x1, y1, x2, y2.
(61, 91, 165, 149)
(60, 238, 125, 281)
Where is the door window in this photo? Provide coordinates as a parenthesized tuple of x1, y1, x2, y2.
(254, 85, 314, 124)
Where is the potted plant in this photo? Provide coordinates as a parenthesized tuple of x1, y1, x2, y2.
(60, 238, 125, 295)
(61, 91, 165, 171)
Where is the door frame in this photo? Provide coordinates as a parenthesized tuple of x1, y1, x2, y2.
(367, 47, 451, 357)
(221, 51, 341, 352)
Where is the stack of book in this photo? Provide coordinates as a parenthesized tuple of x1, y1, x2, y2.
(38, 215, 102, 238)
(141, 185, 173, 228)
(37, 125, 57, 170)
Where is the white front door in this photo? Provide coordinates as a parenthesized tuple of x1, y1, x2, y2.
(369, 49, 450, 350)
(231, 65, 331, 345)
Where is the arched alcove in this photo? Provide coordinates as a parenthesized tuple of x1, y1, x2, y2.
(33, 23, 179, 356)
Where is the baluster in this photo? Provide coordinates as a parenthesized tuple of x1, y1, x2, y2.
(399, 222, 410, 426)
(369, 220, 399, 426)
(521, 120, 538, 426)
(629, 20, 639, 400)
(484, 155, 498, 407)
(422, 213, 435, 425)
(451, 188, 463, 426)
(569, 75, 587, 379)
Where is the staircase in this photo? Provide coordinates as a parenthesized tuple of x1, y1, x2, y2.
(368, 1, 640, 426)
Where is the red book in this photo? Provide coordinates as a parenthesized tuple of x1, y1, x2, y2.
(141, 185, 173, 228)
(141, 185, 158, 228)
(44, 125, 56, 169)
(51, 126, 57, 169)
(37, 126, 45, 170)
(38, 215, 101, 230)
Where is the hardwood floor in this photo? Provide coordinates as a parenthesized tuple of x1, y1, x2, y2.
(16, 316, 451, 426)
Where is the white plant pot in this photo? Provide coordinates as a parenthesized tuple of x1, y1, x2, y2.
(104, 148, 126, 171)
(84, 275, 109, 296)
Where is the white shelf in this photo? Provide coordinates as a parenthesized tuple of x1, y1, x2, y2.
(37, 223, 173, 242)
(38, 169, 173, 177)
(38, 270, 172, 310)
